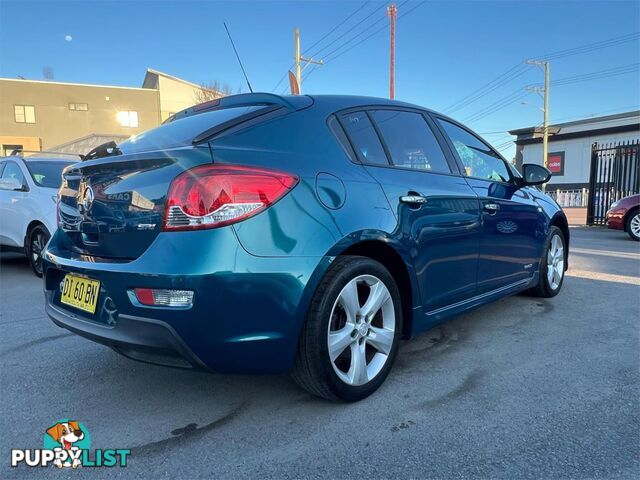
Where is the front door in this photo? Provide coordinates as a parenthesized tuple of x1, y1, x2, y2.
(434, 117, 542, 293)
(338, 109, 481, 317)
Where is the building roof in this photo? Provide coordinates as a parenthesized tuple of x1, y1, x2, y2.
(0, 77, 152, 91)
(509, 110, 640, 143)
(142, 68, 202, 90)
(1, 68, 202, 92)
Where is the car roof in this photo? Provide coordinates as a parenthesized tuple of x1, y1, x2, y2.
(304, 94, 433, 112)
(301, 94, 462, 124)
(0, 155, 75, 163)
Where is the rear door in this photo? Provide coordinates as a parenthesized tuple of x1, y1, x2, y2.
(338, 108, 481, 314)
(434, 117, 543, 293)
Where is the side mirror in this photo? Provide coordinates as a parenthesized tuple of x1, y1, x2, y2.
(521, 163, 552, 186)
(0, 178, 24, 191)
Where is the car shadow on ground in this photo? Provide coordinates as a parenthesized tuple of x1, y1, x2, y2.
(1, 237, 638, 476)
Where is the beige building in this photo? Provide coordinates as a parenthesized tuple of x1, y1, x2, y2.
(142, 68, 207, 123)
(0, 69, 212, 156)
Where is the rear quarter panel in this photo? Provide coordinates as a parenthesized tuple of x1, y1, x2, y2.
(210, 108, 398, 257)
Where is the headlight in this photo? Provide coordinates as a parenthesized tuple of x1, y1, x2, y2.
(51, 195, 58, 204)
(610, 201, 620, 209)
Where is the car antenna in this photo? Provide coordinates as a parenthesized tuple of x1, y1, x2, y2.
(223, 22, 253, 94)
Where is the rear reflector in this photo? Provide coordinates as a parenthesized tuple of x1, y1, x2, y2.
(132, 288, 194, 308)
(163, 164, 298, 231)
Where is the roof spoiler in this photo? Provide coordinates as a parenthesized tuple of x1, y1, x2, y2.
(165, 93, 313, 124)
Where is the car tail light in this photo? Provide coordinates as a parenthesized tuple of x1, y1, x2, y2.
(132, 288, 194, 308)
(163, 164, 298, 231)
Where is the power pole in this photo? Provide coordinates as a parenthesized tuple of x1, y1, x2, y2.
(387, 3, 397, 100)
(293, 27, 323, 95)
(525, 60, 550, 172)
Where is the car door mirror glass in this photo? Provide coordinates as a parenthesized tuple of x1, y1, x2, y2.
(521, 163, 552, 186)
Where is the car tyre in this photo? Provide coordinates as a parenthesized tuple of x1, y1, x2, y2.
(26, 224, 50, 277)
(528, 226, 565, 298)
(292, 256, 403, 402)
(626, 210, 640, 241)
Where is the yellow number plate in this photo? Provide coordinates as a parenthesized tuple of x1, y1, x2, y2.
(60, 274, 101, 314)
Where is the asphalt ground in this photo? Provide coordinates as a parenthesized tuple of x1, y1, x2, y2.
(1, 226, 639, 479)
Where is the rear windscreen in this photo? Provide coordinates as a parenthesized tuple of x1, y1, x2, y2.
(24, 161, 74, 188)
(119, 106, 265, 154)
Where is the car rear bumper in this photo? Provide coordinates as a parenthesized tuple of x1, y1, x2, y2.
(46, 298, 208, 369)
(43, 227, 329, 373)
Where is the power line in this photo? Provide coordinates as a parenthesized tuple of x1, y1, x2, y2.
(547, 63, 639, 86)
(305, 1, 389, 59)
(271, 1, 377, 93)
(463, 63, 639, 125)
(444, 64, 529, 114)
(444, 31, 640, 115)
(316, 1, 405, 63)
(302, 0, 426, 86)
(475, 105, 640, 132)
(533, 32, 640, 61)
(303, 1, 371, 57)
(462, 88, 530, 124)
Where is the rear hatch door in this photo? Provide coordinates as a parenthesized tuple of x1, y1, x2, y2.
(58, 148, 212, 259)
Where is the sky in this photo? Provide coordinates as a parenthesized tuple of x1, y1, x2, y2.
(1, 0, 639, 159)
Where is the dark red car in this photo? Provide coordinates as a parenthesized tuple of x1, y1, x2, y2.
(606, 194, 640, 241)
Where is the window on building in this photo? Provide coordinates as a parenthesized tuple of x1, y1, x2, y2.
(2, 144, 23, 156)
(69, 103, 88, 111)
(117, 110, 139, 128)
(371, 110, 451, 173)
(14, 105, 36, 124)
(339, 111, 389, 165)
(437, 119, 510, 183)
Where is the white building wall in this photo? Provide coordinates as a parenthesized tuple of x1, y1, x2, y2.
(521, 131, 640, 185)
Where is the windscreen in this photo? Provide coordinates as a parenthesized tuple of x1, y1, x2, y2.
(119, 105, 265, 154)
(25, 161, 74, 188)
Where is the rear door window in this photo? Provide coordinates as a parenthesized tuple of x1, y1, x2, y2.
(371, 110, 451, 173)
(339, 111, 389, 165)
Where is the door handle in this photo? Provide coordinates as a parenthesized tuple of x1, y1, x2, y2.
(483, 203, 500, 214)
(400, 195, 428, 205)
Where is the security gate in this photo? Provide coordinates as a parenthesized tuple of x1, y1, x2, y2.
(587, 140, 640, 225)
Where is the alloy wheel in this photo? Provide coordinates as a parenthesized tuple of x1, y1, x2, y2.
(31, 230, 47, 275)
(327, 275, 395, 386)
(546, 234, 564, 290)
(630, 213, 640, 239)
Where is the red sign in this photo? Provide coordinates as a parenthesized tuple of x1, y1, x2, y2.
(547, 151, 565, 175)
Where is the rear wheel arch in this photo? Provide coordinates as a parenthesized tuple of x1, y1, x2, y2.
(338, 240, 416, 339)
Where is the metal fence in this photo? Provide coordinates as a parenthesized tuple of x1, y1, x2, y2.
(548, 188, 589, 208)
(587, 140, 640, 225)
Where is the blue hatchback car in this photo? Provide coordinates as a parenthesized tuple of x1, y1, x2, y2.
(43, 93, 568, 401)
